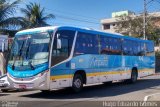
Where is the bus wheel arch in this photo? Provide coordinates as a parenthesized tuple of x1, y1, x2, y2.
(72, 70, 86, 92)
(73, 70, 86, 84)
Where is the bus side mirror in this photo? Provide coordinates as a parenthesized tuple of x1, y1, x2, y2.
(0, 42, 5, 52)
(57, 34, 61, 49)
(57, 39, 61, 49)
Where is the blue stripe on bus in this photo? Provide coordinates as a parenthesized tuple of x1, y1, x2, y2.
(50, 55, 155, 76)
(7, 63, 48, 78)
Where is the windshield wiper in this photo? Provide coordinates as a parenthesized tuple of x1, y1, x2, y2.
(12, 41, 24, 70)
(29, 61, 34, 70)
(25, 42, 35, 70)
(25, 42, 31, 59)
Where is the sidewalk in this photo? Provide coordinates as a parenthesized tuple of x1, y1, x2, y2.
(146, 93, 160, 101)
(144, 73, 160, 101)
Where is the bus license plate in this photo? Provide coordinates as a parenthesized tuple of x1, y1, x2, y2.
(19, 84, 26, 89)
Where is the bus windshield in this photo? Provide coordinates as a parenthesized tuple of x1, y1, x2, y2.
(8, 32, 50, 70)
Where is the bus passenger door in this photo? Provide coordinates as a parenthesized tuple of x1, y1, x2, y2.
(50, 30, 75, 89)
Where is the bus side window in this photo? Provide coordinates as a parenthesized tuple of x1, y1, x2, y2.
(137, 42, 145, 56)
(74, 32, 98, 56)
(146, 42, 150, 56)
(136, 42, 139, 56)
(74, 33, 86, 55)
(133, 41, 138, 56)
(100, 36, 109, 54)
(129, 40, 134, 56)
(122, 40, 135, 56)
(122, 39, 127, 55)
(140, 43, 145, 56)
(113, 38, 121, 55)
(100, 36, 121, 55)
(51, 30, 75, 66)
(146, 42, 154, 56)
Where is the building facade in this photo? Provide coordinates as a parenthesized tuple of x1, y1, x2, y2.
(101, 10, 160, 34)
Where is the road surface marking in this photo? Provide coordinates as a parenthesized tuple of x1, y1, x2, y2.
(144, 93, 160, 101)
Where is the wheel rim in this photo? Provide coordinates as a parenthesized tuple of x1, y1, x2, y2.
(74, 78, 81, 88)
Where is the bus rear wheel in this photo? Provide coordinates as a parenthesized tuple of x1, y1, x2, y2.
(72, 74, 83, 92)
(125, 69, 138, 84)
(129, 70, 138, 83)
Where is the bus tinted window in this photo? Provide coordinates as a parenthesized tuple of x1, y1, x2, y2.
(74, 32, 99, 55)
(100, 36, 121, 55)
(74, 31, 153, 57)
(133, 41, 138, 56)
(138, 42, 146, 56)
(146, 42, 154, 56)
(122, 40, 133, 55)
(51, 30, 75, 66)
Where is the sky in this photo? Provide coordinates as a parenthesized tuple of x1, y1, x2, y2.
(15, 0, 160, 29)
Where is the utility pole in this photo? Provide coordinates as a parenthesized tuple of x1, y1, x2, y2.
(143, 0, 147, 40)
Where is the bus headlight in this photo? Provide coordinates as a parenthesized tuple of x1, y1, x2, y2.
(0, 80, 5, 83)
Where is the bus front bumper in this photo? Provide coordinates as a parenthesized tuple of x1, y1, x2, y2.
(7, 71, 49, 90)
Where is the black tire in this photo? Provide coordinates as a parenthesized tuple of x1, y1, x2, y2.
(72, 74, 83, 92)
(130, 70, 138, 83)
(1, 89, 8, 92)
(41, 90, 51, 94)
(103, 81, 112, 85)
(124, 70, 138, 84)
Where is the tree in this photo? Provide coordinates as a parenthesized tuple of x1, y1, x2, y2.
(115, 15, 143, 37)
(0, 0, 25, 36)
(114, 14, 160, 45)
(21, 2, 55, 28)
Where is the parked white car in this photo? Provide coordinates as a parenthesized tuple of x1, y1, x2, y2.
(0, 74, 10, 92)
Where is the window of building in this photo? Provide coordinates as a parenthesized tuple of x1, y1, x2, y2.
(103, 24, 110, 30)
(112, 24, 116, 26)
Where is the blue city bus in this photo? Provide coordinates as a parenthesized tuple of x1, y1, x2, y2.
(7, 26, 155, 92)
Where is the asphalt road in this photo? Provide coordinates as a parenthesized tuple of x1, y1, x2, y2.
(0, 74, 160, 107)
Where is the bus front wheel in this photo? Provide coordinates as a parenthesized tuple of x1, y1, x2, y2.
(72, 74, 83, 92)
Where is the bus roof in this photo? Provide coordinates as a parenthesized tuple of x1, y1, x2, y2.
(57, 26, 152, 43)
(16, 26, 153, 43)
(16, 26, 58, 35)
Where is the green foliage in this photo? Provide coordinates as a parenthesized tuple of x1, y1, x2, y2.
(0, 1, 55, 36)
(155, 51, 160, 57)
(115, 15, 143, 37)
(0, 0, 25, 36)
(21, 2, 55, 28)
(115, 15, 160, 45)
